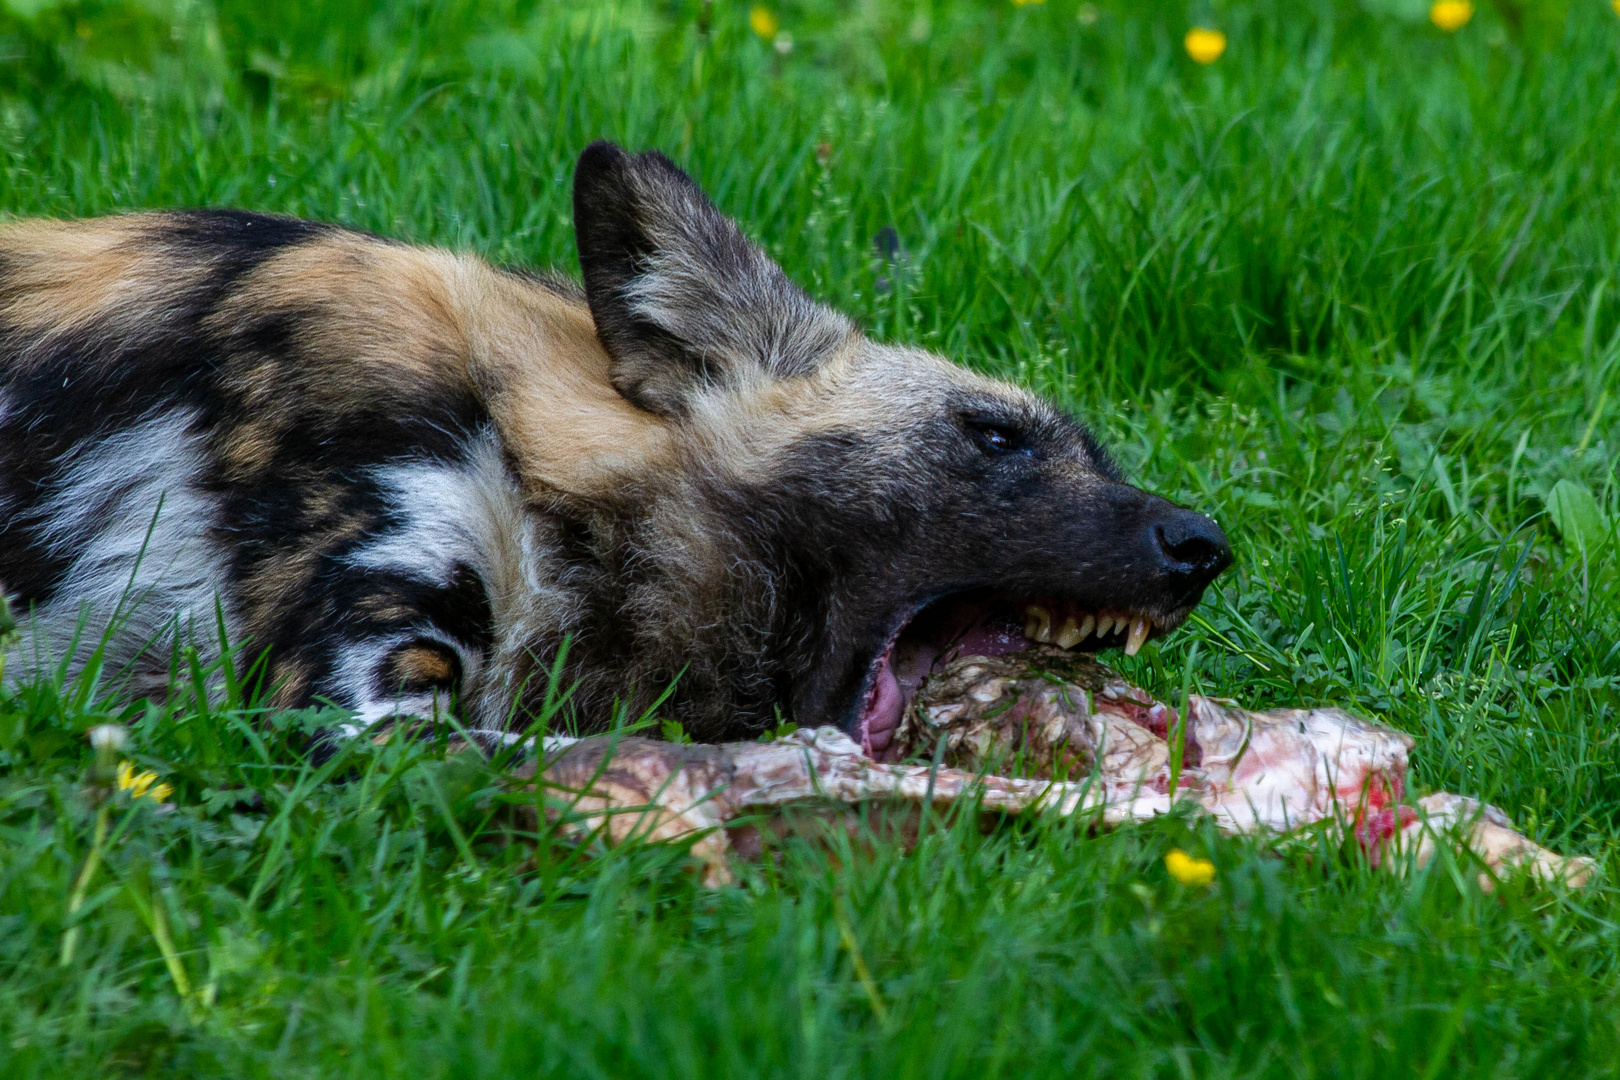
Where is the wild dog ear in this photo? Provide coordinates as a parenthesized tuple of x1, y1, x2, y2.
(573, 140, 854, 417)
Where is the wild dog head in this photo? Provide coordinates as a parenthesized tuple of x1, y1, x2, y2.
(565, 142, 1231, 751)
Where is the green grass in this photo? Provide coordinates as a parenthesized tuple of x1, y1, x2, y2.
(4, 0, 1620, 1074)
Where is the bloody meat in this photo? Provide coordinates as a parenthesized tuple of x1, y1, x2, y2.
(515, 648, 1593, 889)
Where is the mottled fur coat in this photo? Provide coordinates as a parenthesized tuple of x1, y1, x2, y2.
(0, 142, 1229, 751)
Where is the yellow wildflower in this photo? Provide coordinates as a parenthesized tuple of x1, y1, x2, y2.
(749, 7, 779, 40)
(116, 760, 170, 803)
(1183, 28, 1227, 65)
(1429, 1, 1474, 32)
(1613, 0, 1619, 15)
(1165, 848, 1216, 887)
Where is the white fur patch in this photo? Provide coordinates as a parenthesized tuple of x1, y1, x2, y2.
(9, 408, 229, 692)
(336, 430, 537, 727)
(343, 430, 517, 588)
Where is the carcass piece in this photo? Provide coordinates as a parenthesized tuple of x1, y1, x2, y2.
(1158, 694, 1414, 835)
(519, 727, 1115, 887)
(899, 650, 1168, 780)
(519, 649, 1594, 889)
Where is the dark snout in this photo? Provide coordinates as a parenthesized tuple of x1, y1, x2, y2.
(1145, 502, 1232, 607)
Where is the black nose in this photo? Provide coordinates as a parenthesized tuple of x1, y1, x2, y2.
(1153, 509, 1233, 590)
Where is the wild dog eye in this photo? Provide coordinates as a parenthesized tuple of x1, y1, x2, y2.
(964, 417, 1029, 457)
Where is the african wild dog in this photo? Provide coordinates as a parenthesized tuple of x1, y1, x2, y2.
(0, 141, 1231, 754)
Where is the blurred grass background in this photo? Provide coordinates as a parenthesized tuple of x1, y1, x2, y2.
(3, 0, 1620, 1075)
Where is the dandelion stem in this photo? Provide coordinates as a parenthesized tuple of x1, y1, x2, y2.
(59, 803, 109, 966)
(146, 895, 193, 1000)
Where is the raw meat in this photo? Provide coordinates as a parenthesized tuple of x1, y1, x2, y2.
(516, 647, 1594, 890)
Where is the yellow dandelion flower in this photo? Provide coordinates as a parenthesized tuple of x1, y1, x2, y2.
(1612, 0, 1619, 16)
(749, 7, 779, 40)
(1184, 28, 1227, 65)
(1429, 1, 1474, 31)
(1165, 848, 1216, 887)
(116, 760, 169, 802)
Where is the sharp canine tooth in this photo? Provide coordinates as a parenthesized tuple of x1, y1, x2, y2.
(1125, 617, 1151, 657)
(1024, 605, 1052, 643)
(1054, 617, 1083, 649)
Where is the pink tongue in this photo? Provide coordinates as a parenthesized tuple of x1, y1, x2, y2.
(861, 602, 1037, 760)
(862, 660, 904, 755)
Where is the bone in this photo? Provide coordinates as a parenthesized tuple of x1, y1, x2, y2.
(514, 647, 1594, 890)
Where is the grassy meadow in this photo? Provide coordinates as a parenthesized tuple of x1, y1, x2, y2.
(3, 0, 1620, 1074)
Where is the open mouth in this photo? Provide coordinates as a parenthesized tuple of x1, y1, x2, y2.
(856, 591, 1180, 761)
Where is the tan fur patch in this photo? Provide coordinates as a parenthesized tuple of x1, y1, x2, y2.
(0, 215, 220, 367)
(454, 263, 677, 497)
(210, 234, 675, 497)
(267, 655, 313, 708)
(215, 416, 285, 482)
(234, 506, 372, 644)
(210, 234, 476, 411)
(353, 595, 418, 624)
(387, 645, 456, 689)
(235, 546, 325, 635)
